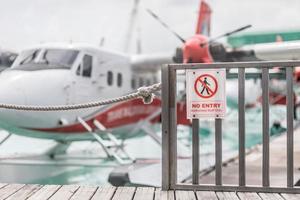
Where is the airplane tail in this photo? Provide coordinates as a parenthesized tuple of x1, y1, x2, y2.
(195, 0, 212, 36)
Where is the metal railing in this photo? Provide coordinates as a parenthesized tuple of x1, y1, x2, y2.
(161, 60, 300, 193)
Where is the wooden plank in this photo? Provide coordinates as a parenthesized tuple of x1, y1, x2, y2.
(216, 192, 239, 200)
(154, 188, 175, 200)
(237, 192, 261, 200)
(27, 185, 61, 200)
(281, 193, 300, 200)
(196, 191, 218, 200)
(154, 188, 161, 200)
(133, 187, 155, 200)
(0, 184, 25, 200)
(175, 190, 196, 200)
(0, 184, 7, 190)
(70, 186, 98, 200)
(258, 193, 284, 200)
(48, 185, 79, 200)
(6, 184, 42, 200)
(111, 187, 135, 200)
(91, 186, 116, 200)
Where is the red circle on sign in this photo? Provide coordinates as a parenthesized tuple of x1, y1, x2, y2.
(194, 74, 218, 98)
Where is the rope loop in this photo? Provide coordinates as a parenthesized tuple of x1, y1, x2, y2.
(137, 83, 161, 104)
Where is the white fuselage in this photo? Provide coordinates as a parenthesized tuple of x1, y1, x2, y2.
(4, 41, 294, 141)
(0, 43, 162, 141)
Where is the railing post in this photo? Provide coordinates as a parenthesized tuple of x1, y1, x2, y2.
(262, 67, 270, 187)
(286, 67, 294, 187)
(238, 68, 246, 186)
(192, 119, 199, 184)
(215, 119, 222, 185)
(169, 67, 178, 188)
(161, 64, 170, 190)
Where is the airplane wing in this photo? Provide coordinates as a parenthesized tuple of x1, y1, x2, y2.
(210, 41, 300, 62)
(130, 52, 174, 72)
(233, 41, 300, 61)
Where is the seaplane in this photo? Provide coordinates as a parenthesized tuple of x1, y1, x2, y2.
(0, 0, 211, 165)
(0, 43, 174, 163)
(0, 0, 299, 167)
(0, 1, 220, 164)
(0, 0, 229, 168)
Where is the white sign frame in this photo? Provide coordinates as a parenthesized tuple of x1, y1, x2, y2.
(186, 68, 226, 119)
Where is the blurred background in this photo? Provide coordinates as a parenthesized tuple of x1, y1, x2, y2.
(0, 0, 300, 53)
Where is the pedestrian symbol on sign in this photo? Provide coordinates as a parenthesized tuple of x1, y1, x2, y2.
(201, 77, 211, 95)
(194, 74, 218, 98)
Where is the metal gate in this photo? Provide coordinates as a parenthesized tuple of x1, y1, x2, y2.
(161, 60, 300, 193)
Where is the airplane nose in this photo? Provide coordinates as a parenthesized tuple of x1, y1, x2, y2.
(0, 69, 71, 128)
(0, 72, 27, 105)
(0, 85, 26, 105)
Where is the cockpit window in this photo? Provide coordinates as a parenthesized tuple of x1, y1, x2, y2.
(13, 48, 79, 70)
(19, 49, 41, 65)
(40, 49, 78, 68)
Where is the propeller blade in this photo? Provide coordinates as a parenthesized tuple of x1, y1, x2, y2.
(146, 8, 186, 43)
(208, 24, 252, 44)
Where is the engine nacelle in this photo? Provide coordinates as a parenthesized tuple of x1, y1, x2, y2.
(182, 34, 213, 63)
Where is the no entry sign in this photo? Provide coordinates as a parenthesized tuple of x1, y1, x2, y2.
(186, 69, 226, 119)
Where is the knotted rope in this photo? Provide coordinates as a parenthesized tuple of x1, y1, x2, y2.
(0, 83, 161, 111)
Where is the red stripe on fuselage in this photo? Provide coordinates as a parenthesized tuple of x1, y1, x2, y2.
(30, 98, 190, 134)
(33, 98, 161, 133)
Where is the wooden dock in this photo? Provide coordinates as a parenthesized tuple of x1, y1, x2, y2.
(0, 184, 299, 200)
(198, 126, 300, 187)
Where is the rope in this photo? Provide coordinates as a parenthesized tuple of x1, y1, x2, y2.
(0, 83, 161, 111)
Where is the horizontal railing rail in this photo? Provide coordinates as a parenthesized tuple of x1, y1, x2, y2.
(161, 60, 300, 193)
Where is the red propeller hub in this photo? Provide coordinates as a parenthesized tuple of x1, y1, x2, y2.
(183, 34, 213, 63)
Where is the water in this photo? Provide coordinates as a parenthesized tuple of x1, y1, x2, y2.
(0, 104, 287, 186)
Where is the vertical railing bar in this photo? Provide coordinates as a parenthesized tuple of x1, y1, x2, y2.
(169, 68, 177, 187)
(286, 66, 294, 187)
(238, 68, 246, 186)
(215, 118, 222, 185)
(192, 119, 199, 184)
(161, 65, 170, 190)
(262, 67, 270, 187)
